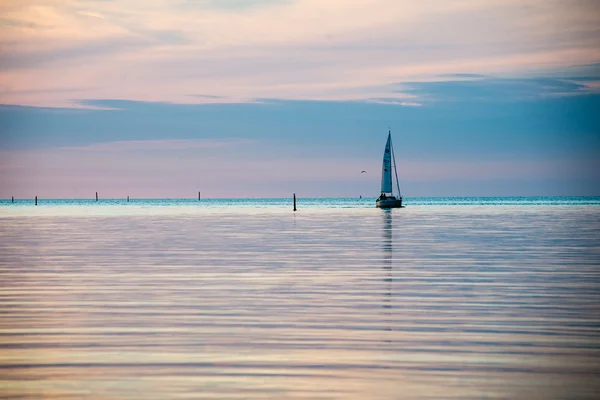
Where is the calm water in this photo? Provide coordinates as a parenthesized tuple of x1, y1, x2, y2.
(1, 197, 599, 399)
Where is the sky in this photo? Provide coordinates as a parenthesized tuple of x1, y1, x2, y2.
(1, 0, 599, 198)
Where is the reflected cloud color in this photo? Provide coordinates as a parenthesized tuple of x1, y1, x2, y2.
(1, 202, 599, 398)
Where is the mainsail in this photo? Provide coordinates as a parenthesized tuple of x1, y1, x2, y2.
(380, 132, 392, 194)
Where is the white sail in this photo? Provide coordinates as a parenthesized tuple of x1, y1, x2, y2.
(376, 130, 403, 208)
(380, 133, 392, 193)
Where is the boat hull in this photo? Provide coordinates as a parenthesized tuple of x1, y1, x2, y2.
(376, 198, 403, 208)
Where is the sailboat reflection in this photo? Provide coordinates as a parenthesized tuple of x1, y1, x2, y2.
(382, 209, 392, 327)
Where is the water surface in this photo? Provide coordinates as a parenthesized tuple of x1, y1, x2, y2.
(1, 198, 599, 399)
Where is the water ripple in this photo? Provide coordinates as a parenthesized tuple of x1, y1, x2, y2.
(1, 204, 599, 399)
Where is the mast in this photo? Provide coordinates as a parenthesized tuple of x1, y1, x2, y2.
(390, 131, 401, 198)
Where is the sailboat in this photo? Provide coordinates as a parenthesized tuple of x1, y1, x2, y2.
(376, 130, 403, 208)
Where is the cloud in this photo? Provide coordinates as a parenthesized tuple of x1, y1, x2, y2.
(397, 76, 592, 103)
(439, 73, 486, 79)
(2, 145, 598, 198)
(365, 98, 422, 107)
(0, 37, 150, 70)
(76, 10, 105, 19)
(178, 0, 294, 11)
(0, 87, 94, 95)
(0, 17, 43, 29)
(188, 94, 225, 99)
(2, 86, 599, 163)
(1, 85, 599, 197)
(1, 0, 599, 106)
(58, 138, 253, 151)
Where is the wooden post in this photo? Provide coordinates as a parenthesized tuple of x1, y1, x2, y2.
(127, 196, 129, 202)
(198, 191, 201, 201)
(293, 193, 297, 212)
(96, 192, 98, 201)
(35, 196, 37, 206)
(11, 196, 14, 203)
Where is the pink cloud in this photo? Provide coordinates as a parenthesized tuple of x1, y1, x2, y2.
(58, 138, 254, 152)
(0, 0, 598, 107)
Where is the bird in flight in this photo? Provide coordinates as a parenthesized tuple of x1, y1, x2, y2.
(361, 170, 366, 173)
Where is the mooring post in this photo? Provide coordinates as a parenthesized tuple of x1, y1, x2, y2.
(35, 196, 37, 206)
(293, 193, 297, 212)
(127, 196, 129, 202)
(198, 191, 201, 201)
(96, 192, 98, 201)
(11, 196, 14, 203)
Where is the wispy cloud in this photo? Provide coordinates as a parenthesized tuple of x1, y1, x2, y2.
(0, 37, 151, 70)
(365, 98, 422, 106)
(1, 1, 598, 197)
(178, 0, 294, 11)
(188, 94, 225, 99)
(1, 86, 598, 197)
(58, 138, 253, 152)
(396, 76, 594, 103)
(1, 0, 599, 106)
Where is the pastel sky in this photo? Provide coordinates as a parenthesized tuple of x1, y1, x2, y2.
(1, 0, 599, 198)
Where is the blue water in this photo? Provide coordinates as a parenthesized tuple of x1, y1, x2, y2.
(1, 197, 599, 399)
(2, 196, 600, 209)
